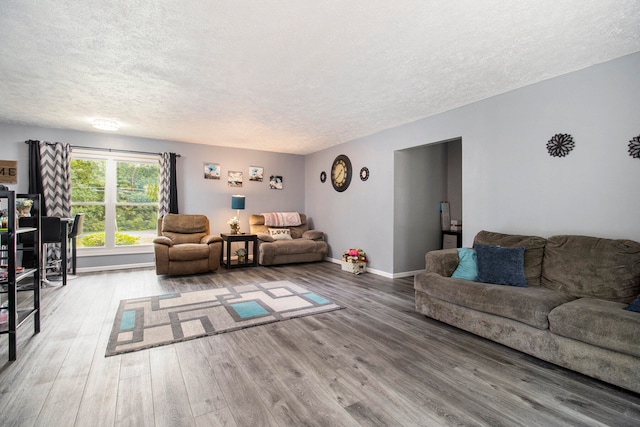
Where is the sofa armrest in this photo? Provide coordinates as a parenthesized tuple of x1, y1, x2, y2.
(201, 235, 223, 245)
(302, 230, 324, 241)
(425, 248, 459, 277)
(257, 233, 274, 242)
(153, 236, 173, 247)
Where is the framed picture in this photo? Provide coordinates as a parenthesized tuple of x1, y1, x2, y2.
(228, 171, 243, 187)
(0, 160, 18, 184)
(249, 166, 264, 182)
(269, 175, 283, 190)
(204, 163, 220, 180)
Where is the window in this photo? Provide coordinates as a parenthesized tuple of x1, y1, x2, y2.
(70, 150, 159, 252)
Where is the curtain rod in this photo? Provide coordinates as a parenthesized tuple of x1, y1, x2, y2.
(25, 141, 181, 157)
(71, 145, 181, 157)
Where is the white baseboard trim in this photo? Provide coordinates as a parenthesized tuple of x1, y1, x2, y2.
(77, 259, 422, 279)
(325, 257, 418, 279)
(391, 269, 423, 279)
(76, 262, 155, 274)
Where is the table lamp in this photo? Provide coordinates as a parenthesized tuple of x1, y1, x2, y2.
(231, 195, 245, 232)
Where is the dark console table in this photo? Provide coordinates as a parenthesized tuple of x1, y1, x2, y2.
(220, 233, 258, 269)
(441, 229, 462, 249)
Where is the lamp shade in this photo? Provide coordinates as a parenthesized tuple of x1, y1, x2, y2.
(231, 195, 245, 210)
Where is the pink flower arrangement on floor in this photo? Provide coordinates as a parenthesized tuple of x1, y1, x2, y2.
(342, 248, 367, 264)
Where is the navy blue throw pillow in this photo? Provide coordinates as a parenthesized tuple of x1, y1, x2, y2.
(475, 244, 527, 287)
(624, 294, 640, 313)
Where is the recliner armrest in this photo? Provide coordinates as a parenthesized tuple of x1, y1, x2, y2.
(201, 235, 223, 245)
(153, 236, 173, 247)
(302, 230, 324, 241)
(425, 248, 459, 277)
(256, 233, 274, 242)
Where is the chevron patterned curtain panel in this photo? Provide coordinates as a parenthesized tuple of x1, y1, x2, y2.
(38, 141, 71, 261)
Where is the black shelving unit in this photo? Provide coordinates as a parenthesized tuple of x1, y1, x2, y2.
(0, 191, 41, 360)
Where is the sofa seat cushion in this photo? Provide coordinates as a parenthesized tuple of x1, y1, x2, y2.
(541, 235, 640, 302)
(549, 298, 640, 358)
(415, 273, 576, 329)
(263, 239, 321, 255)
(169, 243, 211, 261)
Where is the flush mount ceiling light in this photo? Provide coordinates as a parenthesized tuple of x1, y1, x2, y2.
(92, 119, 119, 131)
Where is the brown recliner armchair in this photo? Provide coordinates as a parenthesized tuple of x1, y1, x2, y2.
(153, 214, 223, 275)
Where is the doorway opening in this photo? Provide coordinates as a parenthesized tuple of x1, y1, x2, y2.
(393, 137, 462, 274)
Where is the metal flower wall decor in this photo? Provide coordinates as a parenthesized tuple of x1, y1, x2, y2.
(546, 133, 575, 157)
(628, 135, 640, 159)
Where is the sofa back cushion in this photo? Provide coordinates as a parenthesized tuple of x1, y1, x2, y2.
(249, 213, 308, 238)
(160, 214, 209, 244)
(473, 230, 547, 286)
(541, 235, 640, 302)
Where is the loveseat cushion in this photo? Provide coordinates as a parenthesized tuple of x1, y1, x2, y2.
(266, 239, 320, 255)
(549, 298, 640, 358)
(258, 238, 328, 265)
(414, 272, 576, 329)
(302, 230, 324, 240)
(541, 235, 640, 302)
(474, 230, 547, 286)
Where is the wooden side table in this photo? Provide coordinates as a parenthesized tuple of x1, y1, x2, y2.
(220, 233, 258, 269)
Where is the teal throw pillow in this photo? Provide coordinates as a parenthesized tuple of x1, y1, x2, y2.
(624, 294, 640, 313)
(451, 248, 478, 281)
(475, 244, 527, 287)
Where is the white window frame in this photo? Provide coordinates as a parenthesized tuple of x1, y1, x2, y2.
(71, 149, 159, 256)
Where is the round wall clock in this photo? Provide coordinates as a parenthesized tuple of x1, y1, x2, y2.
(320, 171, 326, 183)
(331, 154, 352, 192)
(360, 167, 369, 181)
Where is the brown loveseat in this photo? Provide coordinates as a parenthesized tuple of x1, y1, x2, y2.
(414, 230, 640, 394)
(153, 214, 223, 275)
(249, 213, 327, 266)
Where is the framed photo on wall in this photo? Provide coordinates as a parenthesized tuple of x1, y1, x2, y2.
(0, 160, 18, 184)
(249, 166, 264, 182)
(269, 175, 283, 190)
(204, 163, 220, 180)
(228, 171, 243, 187)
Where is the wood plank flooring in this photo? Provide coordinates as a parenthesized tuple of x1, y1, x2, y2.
(1, 262, 639, 426)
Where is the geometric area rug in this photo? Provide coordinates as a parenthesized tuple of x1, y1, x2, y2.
(105, 280, 343, 357)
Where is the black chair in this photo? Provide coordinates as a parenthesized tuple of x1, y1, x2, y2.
(41, 216, 67, 286)
(68, 213, 84, 275)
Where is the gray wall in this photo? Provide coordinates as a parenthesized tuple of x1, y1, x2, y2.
(0, 124, 305, 269)
(3, 52, 638, 276)
(305, 52, 640, 277)
(447, 139, 462, 222)
(393, 143, 447, 273)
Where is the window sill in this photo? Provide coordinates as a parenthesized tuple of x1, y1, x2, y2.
(77, 245, 154, 257)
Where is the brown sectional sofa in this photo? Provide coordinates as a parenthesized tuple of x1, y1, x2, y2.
(249, 213, 327, 266)
(414, 230, 640, 394)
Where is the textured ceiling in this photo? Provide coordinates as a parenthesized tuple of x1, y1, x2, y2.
(1, 1, 639, 155)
